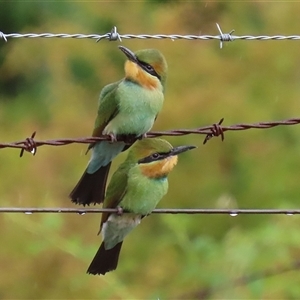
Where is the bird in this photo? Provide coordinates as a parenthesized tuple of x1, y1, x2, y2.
(69, 46, 168, 206)
(86, 138, 196, 275)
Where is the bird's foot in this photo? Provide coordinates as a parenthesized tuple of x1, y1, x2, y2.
(116, 206, 123, 216)
(108, 133, 117, 143)
(137, 133, 147, 140)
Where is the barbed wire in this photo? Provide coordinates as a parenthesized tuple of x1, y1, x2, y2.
(1, 117, 300, 156)
(2, 24, 300, 49)
(0, 208, 300, 215)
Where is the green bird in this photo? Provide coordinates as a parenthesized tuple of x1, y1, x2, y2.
(87, 138, 195, 275)
(70, 46, 168, 206)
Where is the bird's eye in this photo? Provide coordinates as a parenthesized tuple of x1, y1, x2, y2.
(151, 153, 160, 159)
(145, 64, 154, 72)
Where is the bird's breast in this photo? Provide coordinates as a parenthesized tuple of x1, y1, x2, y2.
(103, 81, 164, 136)
(120, 168, 168, 215)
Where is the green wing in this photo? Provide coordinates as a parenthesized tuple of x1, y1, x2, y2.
(100, 161, 131, 230)
(92, 80, 122, 138)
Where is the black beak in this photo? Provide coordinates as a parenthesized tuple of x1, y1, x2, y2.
(119, 46, 138, 63)
(170, 145, 196, 156)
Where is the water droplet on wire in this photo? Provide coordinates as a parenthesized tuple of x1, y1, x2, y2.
(230, 212, 238, 217)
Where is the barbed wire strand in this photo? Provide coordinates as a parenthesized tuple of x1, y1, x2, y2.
(2, 24, 300, 48)
(1, 117, 300, 155)
(0, 208, 300, 215)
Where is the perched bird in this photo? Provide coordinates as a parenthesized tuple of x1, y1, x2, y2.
(70, 46, 168, 206)
(87, 138, 195, 275)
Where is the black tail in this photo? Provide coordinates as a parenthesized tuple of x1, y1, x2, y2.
(87, 241, 123, 275)
(69, 163, 111, 206)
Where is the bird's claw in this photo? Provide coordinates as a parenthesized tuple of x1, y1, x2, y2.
(108, 133, 117, 143)
(116, 206, 123, 216)
(138, 133, 147, 140)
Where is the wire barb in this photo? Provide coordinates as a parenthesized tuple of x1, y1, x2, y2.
(0, 31, 7, 42)
(19, 131, 37, 157)
(216, 23, 235, 49)
(109, 26, 121, 42)
(203, 118, 225, 144)
(96, 26, 121, 42)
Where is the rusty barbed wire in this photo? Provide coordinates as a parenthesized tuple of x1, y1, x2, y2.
(2, 24, 300, 49)
(0, 208, 300, 215)
(1, 117, 300, 156)
(19, 131, 37, 157)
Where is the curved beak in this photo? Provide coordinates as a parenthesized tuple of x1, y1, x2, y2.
(170, 145, 196, 156)
(118, 46, 138, 63)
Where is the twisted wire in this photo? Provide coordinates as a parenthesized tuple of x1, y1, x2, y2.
(2, 24, 300, 45)
(0, 117, 300, 154)
(2, 33, 300, 41)
(0, 208, 299, 215)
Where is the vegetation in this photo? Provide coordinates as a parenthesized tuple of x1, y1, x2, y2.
(1, 2, 300, 299)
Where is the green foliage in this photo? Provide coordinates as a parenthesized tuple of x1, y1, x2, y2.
(1, 2, 300, 299)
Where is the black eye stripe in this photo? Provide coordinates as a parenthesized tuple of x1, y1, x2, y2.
(138, 151, 168, 164)
(137, 60, 161, 80)
(138, 60, 151, 68)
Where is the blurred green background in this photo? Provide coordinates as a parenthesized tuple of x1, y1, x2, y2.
(1, 1, 300, 299)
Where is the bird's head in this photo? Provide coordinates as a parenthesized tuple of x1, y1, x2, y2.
(128, 138, 195, 179)
(119, 46, 168, 92)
